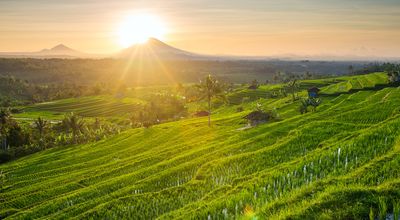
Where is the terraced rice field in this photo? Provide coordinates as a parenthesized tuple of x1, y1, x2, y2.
(15, 96, 145, 119)
(1, 72, 400, 219)
(227, 85, 283, 104)
(227, 73, 388, 105)
(320, 72, 388, 94)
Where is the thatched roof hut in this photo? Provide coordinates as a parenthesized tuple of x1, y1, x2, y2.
(243, 110, 272, 126)
(194, 111, 210, 117)
(248, 85, 258, 90)
(307, 87, 320, 98)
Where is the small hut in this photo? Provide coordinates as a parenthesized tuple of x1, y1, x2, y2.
(248, 79, 259, 90)
(194, 111, 210, 117)
(243, 110, 272, 126)
(388, 72, 400, 84)
(248, 85, 258, 90)
(307, 87, 320, 98)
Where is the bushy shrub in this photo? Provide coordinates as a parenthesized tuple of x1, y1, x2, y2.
(0, 150, 14, 163)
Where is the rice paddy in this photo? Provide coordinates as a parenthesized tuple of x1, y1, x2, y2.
(1, 72, 399, 219)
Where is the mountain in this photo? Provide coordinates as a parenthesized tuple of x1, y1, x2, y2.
(40, 44, 75, 53)
(0, 44, 94, 58)
(115, 38, 208, 60)
(0, 39, 208, 60)
(36, 44, 83, 57)
(0, 39, 398, 61)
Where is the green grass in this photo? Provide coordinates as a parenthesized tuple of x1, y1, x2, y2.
(14, 95, 145, 121)
(1, 72, 399, 219)
(319, 72, 388, 94)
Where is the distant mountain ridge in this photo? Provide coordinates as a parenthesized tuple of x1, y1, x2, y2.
(37, 44, 83, 56)
(0, 39, 208, 59)
(115, 38, 207, 60)
(40, 44, 74, 52)
(0, 44, 91, 58)
(0, 38, 398, 61)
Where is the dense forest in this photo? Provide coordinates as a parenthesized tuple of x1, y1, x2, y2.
(0, 75, 121, 106)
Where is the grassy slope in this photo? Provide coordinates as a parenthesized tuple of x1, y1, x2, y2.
(14, 95, 145, 121)
(14, 73, 385, 120)
(1, 72, 399, 219)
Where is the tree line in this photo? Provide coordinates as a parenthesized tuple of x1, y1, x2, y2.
(0, 110, 122, 163)
(0, 75, 127, 107)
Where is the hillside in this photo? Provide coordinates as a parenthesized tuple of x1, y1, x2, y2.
(1, 73, 400, 219)
(15, 96, 145, 120)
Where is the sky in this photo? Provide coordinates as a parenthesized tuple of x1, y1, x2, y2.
(0, 0, 400, 58)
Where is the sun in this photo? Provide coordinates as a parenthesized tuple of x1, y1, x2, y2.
(117, 13, 166, 48)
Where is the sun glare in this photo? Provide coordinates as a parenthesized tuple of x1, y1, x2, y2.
(117, 13, 166, 48)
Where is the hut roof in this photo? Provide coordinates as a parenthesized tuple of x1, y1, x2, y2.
(307, 87, 320, 93)
(243, 110, 271, 121)
(194, 111, 210, 117)
(248, 85, 258, 90)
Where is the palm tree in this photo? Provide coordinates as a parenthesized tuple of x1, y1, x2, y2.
(34, 117, 48, 140)
(273, 73, 280, 83)
(348, 65, 354, 75)
(299, 99, 308, 114)
(196, 75, 226, 127)
(305, 71, 312, 79)
(299, 97, 322, 114)
(308, 97, 321, 112)
(63, 113, 85, 144)
(176, 83, 185, 96)
(0, 109, 11, 149)
(93, 117, 101, 130)
(0, 109, 11, 125)
(251, 79, 259, 88)
(286, 79, 299, 102)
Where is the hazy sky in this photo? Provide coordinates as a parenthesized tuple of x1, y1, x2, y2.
(1, 0, 400, 57)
